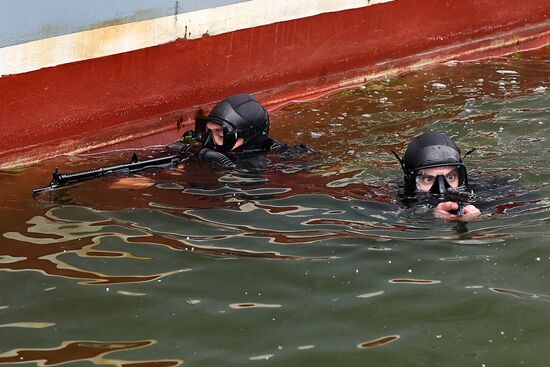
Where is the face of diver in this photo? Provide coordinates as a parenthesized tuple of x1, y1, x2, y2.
(416, 165, 460, 192)
(206, 121, 243, 151)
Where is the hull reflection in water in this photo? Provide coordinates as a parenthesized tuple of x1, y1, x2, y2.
(357, 335, 400, 349)
(2, 205, 332, 284)
(0, 340, 182, 366)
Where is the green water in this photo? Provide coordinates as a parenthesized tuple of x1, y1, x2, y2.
(0, 48, 549, 366)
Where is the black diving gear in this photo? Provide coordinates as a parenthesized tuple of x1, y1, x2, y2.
(168, 137, 237, 170)
(171, 91, 303, 169)
(393, 131, 468, 193)
(195, 93, 270, 153)
(32, 94, 306, 195)
(392, 131, 477, 216)
(198, 147, 237, 170)
(430, 174, 451, 195)
(417, 168, 459, 194)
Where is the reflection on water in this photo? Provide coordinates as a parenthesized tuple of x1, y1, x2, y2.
(388, 279, 442, 284)
(490, 287, 550, 302)
(0, 47, 549, 366)
(0, 340, 182, 366)
(357, 335, 400, 349)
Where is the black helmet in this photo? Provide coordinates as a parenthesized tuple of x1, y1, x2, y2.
(396, 132, 468, 192)
(195, 93, 270, 152)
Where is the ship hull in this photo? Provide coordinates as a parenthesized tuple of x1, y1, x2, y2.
(1, 0, 549, 167)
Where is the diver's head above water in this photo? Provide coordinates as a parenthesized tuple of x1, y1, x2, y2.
(401, 131, 467, 194)
(393, 131, 480, 219)
(195, 93, 270, 153)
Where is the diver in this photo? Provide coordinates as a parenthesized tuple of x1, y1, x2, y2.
(32, 93, 309, 194)
(393, 131, 481, 220)
(196, 93, 274, 154)
(172, 93, 310, 168)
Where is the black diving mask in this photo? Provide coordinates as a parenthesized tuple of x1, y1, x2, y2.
(429, 175, 451, 195)
(195, 117, 239, 152)
(415, 165, 467, 193)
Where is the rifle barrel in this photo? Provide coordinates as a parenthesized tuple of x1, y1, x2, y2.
(32, 154, 183, 195)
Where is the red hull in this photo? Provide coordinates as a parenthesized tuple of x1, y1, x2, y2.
(1, 0, 549, 167)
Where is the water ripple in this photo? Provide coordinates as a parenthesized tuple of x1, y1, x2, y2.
(0, 340, 182, 366)
(357, 335, 400, 349)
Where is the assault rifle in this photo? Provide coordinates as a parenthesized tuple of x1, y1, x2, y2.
(32, 145, 236, 195)
(439, 187, 477, 216)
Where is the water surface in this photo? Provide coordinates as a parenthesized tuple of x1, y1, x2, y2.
(0, 47, 549, 366)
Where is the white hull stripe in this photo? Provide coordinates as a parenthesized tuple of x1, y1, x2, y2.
(0, 0, 393, 77)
